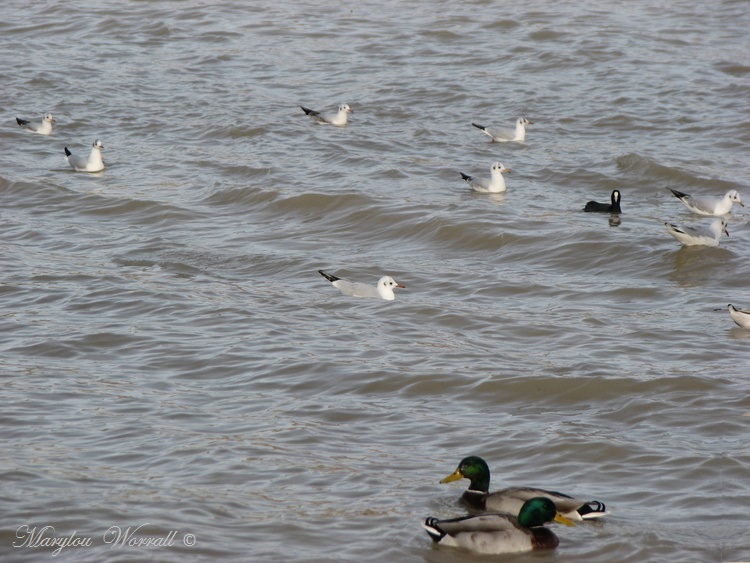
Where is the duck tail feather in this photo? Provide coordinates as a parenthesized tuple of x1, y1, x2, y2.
(422, 518, 445, 542)
(578, 500, 608, 519)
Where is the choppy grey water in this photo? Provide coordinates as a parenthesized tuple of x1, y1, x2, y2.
(1, 1, 749, 561)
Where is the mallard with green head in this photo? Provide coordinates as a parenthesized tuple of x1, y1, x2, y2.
(440, 456, 608, 521)
(423, 497, 574, 555)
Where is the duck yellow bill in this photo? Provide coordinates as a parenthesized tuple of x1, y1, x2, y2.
(554, 512, 576, 527)
(439, 469, 463, 484)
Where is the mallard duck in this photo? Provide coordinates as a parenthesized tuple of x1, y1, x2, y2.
(440, 456, 608, 521)
(423, 497, 574, 555)
(728, 304, 750, 328)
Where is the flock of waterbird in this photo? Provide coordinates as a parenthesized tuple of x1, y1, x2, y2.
(14, 103, 749, 555)
(300, 103, 746, 554)
(295, 103, 749, 333)
(424, 455, 608, 555)
(15, 115, 750, 371)
(15, 112, 104, 172)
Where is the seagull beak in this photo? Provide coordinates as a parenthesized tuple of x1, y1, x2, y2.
(554, 512, 576, 527)
(724, 228, 730, 237)
(503, 168, 511, 174)
(395, 282, 405, 289)
(527, 121, 534, 125)
(439, 468, 463, 484)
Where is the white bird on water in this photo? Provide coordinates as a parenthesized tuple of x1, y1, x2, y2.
(667, 188, 743, 216)
(460, 162, 511, 193)
(472, 117, 533, 143)
(318, 270, 405, 300)
(665, 218, 729, 247)
(65, 139, 104, 172)
(728, 304, 750, 329)
(300, 104, 352, 126)
(16, 112, 56, 135)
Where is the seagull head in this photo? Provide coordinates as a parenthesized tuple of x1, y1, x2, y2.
(491, 162, 510, 174)
(377, 276, 405, 300)
(379, 276, 405, 289)
(727, 190, 744, 207)
(93, 139, 104, 150)
(713, 218, 729, 238)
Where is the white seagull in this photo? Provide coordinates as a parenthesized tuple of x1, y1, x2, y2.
(300, 104, 352, 126)
(16, 112, 56, 135)
(64, 139, 105, 172)
(318, 270, 405, 300)
(665, 218, 729, 247)
(728, 304, 750, 328)
(472, 117, 533, 143)
(668, 188, 744, 216)
(460, 162, 511, 193)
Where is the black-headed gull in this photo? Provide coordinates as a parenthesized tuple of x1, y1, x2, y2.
(300, 104, 352, 126)
(665, 218, 728, 247)
(318, 270, 405, 300)
(667, 188, 743, 216)
(460, 162, 510, 193)
(16, 113, 56, 135)
(64, 139, 104, 172)
(472, 117, 533, 143)
(584, 190, 621, 213)
(728, 304, 750, 328)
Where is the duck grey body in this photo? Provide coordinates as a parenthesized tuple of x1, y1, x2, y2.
(728, 304, 750, 328)
(423, 497, 574, 555)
